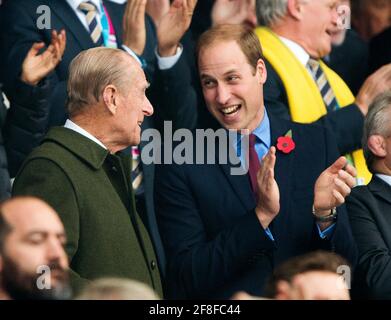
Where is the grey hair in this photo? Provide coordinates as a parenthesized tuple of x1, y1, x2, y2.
(255, 0, 289, 26)
(362, 91, 391, 173)
(67, 47, 131, 118)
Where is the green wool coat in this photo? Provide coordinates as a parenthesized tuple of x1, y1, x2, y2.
(13, 127, 162, 297)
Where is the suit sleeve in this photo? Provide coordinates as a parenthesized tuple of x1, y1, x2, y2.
(12, 158, 89, 293)
(311, 127, 358, 266)
(155, 162, 275, 299)
(346, 190, 391, 299)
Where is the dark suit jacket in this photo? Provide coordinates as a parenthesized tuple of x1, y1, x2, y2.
(347, 176, 391, 299)
(263, 59, 364, 156)
(0, 0, 199, 276)
(12, 127, 162, 296)
(369, 26, 391, 74)
(155, 113, 357, 299)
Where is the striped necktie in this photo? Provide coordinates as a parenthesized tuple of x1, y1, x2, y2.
(307, 58, 339, 112)
(131, 146, 144, 195)
(78, 1, 104, 45)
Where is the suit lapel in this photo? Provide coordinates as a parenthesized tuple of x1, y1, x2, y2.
(217, 112, 295, 213)
(368, 176, 391, 206)
(50, 0, 96, 50)
(269, 114, 294, 230)
(219, 160, 256, 212)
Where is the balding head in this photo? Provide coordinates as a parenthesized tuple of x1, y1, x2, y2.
(0, 197, 69, 300)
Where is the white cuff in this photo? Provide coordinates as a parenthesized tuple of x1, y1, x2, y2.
(155, 44, 183, 70)
(121, 45, 143, 67)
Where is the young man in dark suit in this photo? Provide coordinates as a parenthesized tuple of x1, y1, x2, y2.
(347, 91, 391, 299)
(155, 24, 358, 299)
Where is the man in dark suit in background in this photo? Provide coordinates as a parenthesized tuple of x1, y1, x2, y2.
(347, 91, 391, 299)
(155, 24, 357, 299)
(255, 0, 391, 185)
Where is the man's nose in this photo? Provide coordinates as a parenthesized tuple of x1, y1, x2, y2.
(216, 84, 231, 105)
(143, 98, 154, 116)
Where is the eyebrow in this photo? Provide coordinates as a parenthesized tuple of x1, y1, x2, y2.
(200, 69, 239, 79)
(25, 231, 66, 238)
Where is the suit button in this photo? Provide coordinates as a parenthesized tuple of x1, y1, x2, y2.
(111, 166, 118, 172)
(150, 260, 156, 270)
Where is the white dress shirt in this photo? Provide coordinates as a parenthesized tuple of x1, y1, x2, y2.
(64, 119, 107, 150)
(66, 0, 181, 70)
(376, 174, 391, 187)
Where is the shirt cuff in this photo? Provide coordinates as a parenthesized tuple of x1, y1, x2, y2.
(121, 45, 143, 67)
(265, 227, 275, 241)
(155, 44, 183, 70)
(316, 223, 336, 239)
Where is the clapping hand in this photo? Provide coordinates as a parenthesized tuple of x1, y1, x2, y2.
(21, 29, 66, 86)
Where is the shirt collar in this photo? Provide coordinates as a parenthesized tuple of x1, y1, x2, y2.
(67, 0, 103, 13)
(64, 119, 107, 150)
(279, 36, 310, 66)
(234, 108, 271, 149)
(375, 174, 391, 188)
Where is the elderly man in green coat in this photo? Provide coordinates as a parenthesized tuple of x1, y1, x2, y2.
(12, 47, 162, 297)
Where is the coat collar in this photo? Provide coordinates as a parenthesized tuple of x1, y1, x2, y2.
(43, 127, 110, 170)
(368, 175, 391, 206)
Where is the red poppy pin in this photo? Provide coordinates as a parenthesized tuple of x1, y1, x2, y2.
(277, 129, 295, 154)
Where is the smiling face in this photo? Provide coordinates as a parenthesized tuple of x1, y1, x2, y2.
(299, 0, 339, 58)
(198, 40, 267, 132)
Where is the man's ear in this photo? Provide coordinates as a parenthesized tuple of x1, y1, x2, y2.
(256, 58, 267, 84)
(0, 255, 3, 273)
(368, 135, 387, 158)
(102, 85, 118, 115)
(287, 0, 305, 20)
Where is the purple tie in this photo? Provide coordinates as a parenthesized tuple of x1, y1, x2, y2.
(248, 134, 260, 202)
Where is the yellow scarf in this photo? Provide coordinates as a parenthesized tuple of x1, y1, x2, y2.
(255, 26, 371, 185)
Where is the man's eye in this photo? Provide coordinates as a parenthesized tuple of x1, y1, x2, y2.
(228, 75, 239, 82)
(28, 238, 44, 245)
(203, 80, 216, 88)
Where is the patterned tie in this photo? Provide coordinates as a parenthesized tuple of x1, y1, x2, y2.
(248, 134, 260, 203)
(78, 1, 104, 45)
(307, 59, 339, 112)
(131, 146, 144, 195)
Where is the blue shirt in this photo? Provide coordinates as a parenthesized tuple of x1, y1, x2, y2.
(231, 109, 335, 240)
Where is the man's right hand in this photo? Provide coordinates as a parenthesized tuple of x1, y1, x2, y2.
(255, 146, 280, 229)
(355, 63, 391, 115)
(122, 0, 147, 56)
(21, 29, 66, 86)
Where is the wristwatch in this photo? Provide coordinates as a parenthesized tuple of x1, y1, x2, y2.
(312, 206, 337, 222)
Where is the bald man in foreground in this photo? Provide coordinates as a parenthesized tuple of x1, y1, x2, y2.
(0, 196, 70, 300)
